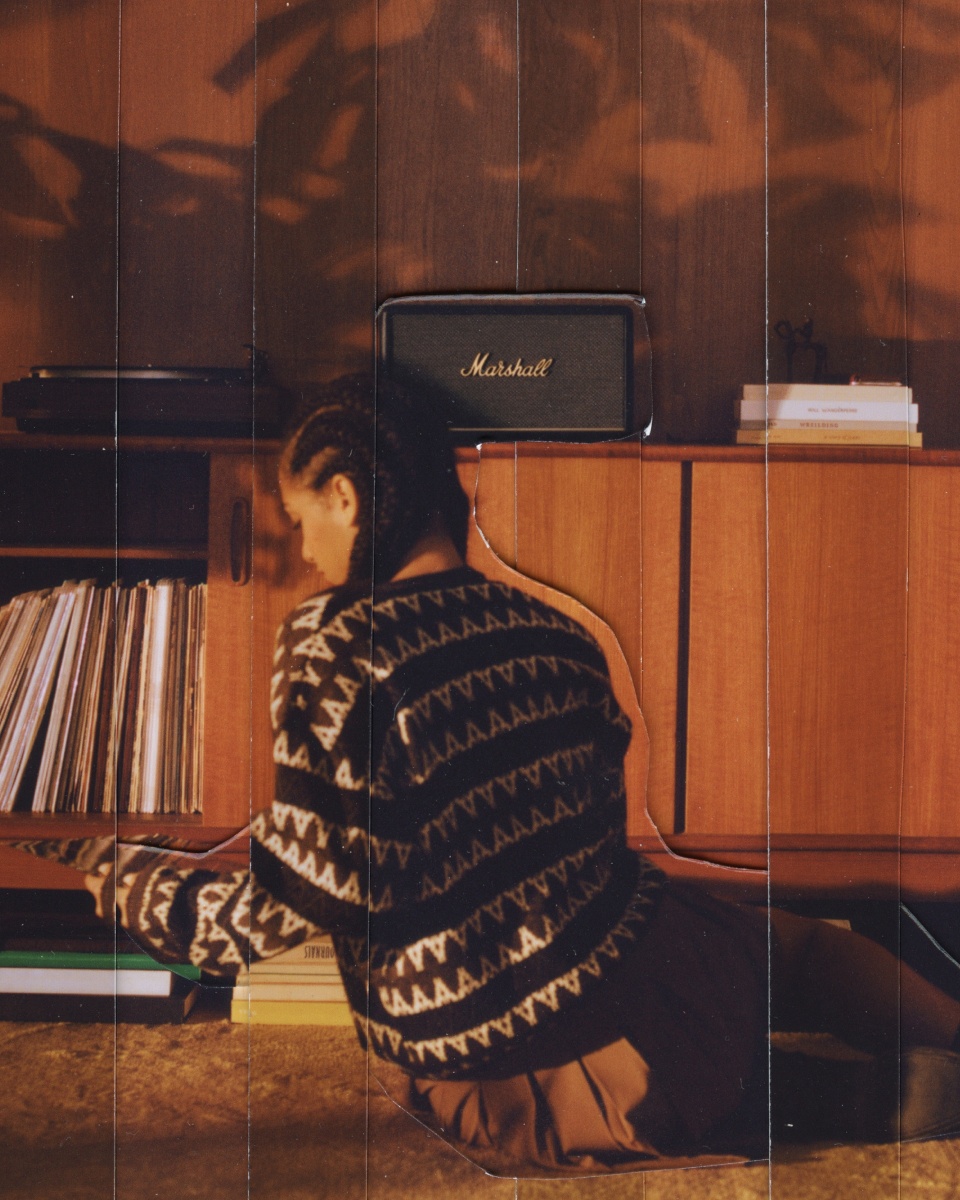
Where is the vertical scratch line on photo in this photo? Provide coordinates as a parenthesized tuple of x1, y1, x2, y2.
(897, 3, 908, 1193)
(248, 6, 259, 1198)
(638, 0, 643, 295)
(516, 0, 521, 292)
(762, 0, 773, 1194)
(113, 1, 123, 1195)
(368, 9, 381, 1195)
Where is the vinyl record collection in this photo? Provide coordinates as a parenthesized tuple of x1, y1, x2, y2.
(0, 579, 206, 815)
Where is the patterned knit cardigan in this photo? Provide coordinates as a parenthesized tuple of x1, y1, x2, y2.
(121, 568, 663, 1077)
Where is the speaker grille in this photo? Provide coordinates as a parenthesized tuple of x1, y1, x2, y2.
(378, 296, 650, 439)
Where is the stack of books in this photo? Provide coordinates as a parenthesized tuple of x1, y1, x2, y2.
(0, 579, 206, 815)
(231, 935, 353, 1026)
(0, 948, 201, 1022)
(0, 901, 200, 1023)
(735, 383, 921, 447)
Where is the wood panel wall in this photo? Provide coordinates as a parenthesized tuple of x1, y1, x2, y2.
(4, 4, 960, 838)
(6, 1, 960, 440)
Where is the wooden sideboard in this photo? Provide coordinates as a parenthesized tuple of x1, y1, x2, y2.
(2, 435, 959, 899)
(466, 443, 960, 900)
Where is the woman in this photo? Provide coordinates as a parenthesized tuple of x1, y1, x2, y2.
(18, 373, 960, 1168)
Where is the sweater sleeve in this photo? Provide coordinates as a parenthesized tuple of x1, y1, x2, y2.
(7, 591, 375, 977)
(119, 591, 375, 972)
(6, 836, 321, 976)
(250, 591, 372, 933)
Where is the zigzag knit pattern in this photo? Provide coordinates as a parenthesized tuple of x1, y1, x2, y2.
(125, 567, 664, 1077)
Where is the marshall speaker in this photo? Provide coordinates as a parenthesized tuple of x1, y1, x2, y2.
(377, 294, 652, 441)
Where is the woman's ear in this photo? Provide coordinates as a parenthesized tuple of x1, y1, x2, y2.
(327, 473, 359, 527)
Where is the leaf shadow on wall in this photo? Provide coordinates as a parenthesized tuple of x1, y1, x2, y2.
(3, 2, 960, 440)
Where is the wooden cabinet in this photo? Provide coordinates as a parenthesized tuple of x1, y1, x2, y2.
(3, 436, 960, 897)
(466, 446, 683, 837)
(903, 467, 960, 838)
(469, 445, 960, 899)
(686, 458, 916, 838)
(683, 454, 960, 841)
(0, 434, 309, 887)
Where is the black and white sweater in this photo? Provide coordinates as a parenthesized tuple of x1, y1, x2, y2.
(123, 567, 664, 1076)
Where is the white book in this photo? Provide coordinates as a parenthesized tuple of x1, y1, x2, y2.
(738, 418, 918, 432)
(739, 386, 915, 424)
(232, 981, 348, 1002)
(0, 966, 176, 997)
(237, 964, 343, 980)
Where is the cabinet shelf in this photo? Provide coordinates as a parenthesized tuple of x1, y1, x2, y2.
(0, 545, 207, 560)
(0, 811, 244, 849)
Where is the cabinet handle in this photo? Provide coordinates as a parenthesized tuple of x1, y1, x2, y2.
(230, 498, 251, 585)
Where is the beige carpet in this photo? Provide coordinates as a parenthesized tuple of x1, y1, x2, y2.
(1, 996, 959, 1199)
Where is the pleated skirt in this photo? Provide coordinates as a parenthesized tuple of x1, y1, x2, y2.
(409, 881, 771, 1171)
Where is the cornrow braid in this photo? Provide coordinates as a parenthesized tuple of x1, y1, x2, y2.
(282, 374, 469, 585)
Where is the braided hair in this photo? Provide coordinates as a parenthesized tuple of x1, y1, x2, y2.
(281, 374, 469, 586)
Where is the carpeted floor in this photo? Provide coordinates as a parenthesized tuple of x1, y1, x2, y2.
(1, 995, 959, 1200)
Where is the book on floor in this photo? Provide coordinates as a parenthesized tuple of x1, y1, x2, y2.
(0, 975, 199, 1023)
(230, 998, 354, 1026)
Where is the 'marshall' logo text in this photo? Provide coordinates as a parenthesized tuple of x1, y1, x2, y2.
(460, 353, 553, 379)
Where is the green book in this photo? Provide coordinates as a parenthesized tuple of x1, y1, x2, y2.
(0, 949, 201, 980)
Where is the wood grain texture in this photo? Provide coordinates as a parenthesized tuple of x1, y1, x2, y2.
(255, 0, 377, 380)
(203, 452, 256, 827)
(460, 449, 517, 569)
(638, 459, 682, 835)
(901, 3, 960, 446)
(376, 0, 517, 300)
(685, 462, 768, 834)
(767, 0, 907, 384)
(903, 466, 960, 836)
(512, 451, 665, 842)
(517, 0, 641, 292)
(467, 487, 660, 845)
(767, 462, 909, 834)
(0, 847, 84, 889)
(514, 453, 645, 680)
(640, 0, 766, 443)
(116, 0, 257, 368)
(469, 447, 681, 843)
(0, 1, 120, 384)
(249, 451, 317, 814)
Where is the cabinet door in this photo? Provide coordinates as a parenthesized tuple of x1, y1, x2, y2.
(767, 462, 910, 835)
(904, 466, 960, 837)
(203, 454, 257, 829)
(250, 453, 317, 818)
(468, 448, 682, 838)
(687, 460, 912, 838)
(686, 462, 768, 835)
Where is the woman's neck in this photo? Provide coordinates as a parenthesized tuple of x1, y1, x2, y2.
(391, 528, 464, 582)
